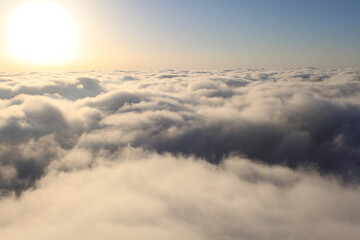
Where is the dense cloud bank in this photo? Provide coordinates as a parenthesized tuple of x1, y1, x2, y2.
(1, 149, 360, 240)
(1, 68, 360, 239)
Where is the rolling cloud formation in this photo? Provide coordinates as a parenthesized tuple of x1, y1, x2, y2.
(0, 68, 360, 239)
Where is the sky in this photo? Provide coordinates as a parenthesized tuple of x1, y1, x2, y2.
(0, 0, 360, 70)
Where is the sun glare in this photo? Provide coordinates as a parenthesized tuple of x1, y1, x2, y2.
(5, 1, 80, 65)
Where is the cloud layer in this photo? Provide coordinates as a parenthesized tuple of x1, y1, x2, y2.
(0, 68, 360, 239)
(1, 149, 360, 240)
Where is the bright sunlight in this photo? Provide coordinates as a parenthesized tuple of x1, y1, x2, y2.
(5, 1, 80, 65)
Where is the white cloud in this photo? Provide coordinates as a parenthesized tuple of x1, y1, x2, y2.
(0, 68, 360, 239)
(0, 149, 360, 240)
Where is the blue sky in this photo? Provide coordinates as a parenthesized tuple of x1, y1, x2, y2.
(1, 0, 360, 70)
(90, 0, 360, 68)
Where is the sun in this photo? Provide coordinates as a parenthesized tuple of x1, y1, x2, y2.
(5, 1, 80, 65)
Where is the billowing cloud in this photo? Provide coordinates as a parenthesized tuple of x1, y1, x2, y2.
(0, 68, 360, 239)
(1, 149, 360, 240)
